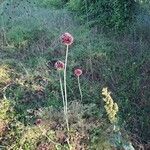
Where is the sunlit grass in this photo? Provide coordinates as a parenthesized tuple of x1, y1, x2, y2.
(0, 65, 11, 85)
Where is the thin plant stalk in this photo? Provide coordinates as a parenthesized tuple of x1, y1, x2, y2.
(38, 126, 61, 146)
(58, 71, 66, 114)
(77, 76, 83, 102)
(64, 44, 69, 131)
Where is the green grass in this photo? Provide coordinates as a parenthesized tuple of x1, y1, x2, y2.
(0, 0, 150, 149)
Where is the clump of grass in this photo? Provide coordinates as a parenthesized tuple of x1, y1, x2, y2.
(0, 65, 11, 85)
(0, 99, 12, 136)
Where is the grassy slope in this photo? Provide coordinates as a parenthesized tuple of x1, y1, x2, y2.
(0, 0, 150, 149)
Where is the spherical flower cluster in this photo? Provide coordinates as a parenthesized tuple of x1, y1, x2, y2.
(55, 61, 65, 71)
(35, 119, 42, 126)
(61, 32, 74, 45)
(74, 69, 82, 77)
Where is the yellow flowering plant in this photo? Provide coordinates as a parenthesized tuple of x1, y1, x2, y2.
(102, 87, 119, 124)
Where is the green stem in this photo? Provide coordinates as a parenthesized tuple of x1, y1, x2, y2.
(58, 71, 66, 116)
(39, 126, 60, 146)
(64, 44, 69, 131)
(77, 76, 83, 102)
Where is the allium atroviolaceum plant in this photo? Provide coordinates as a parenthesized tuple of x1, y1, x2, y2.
(54, 34, 84, 150)
(74, 68, 83, 102)
(102, 87, 119, 124)
(54, 61, 66, 122)
(59, 32, 74, 149)
(60, 33, 74, 132)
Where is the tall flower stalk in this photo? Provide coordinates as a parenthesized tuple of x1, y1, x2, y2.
(77, 76, 82, 102)
(55, 60, 71, 148)
(55, 61, 66, 119)
(59, 71, 65, 115)
(64, 44, 69, 131)
(61, 32, 74, 132)
(74, 69, 83, 102)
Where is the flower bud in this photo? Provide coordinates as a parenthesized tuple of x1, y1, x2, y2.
(74, 69, 82, 77)
(61, 32, 74, 45)
(55, 61, 65, 71)
(35, 119, 42, 126)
